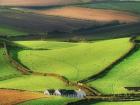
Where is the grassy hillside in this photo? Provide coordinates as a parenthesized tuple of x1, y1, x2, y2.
(0, 7, 98, 36)
(15, 41, 78, 50)
(78, 1, 140, 14)
(88, 47, 140, 94)
(0, 25, 27, 36)
(0, 75, 73, 91)
(18, 97, 77, 105)
(11, 38, 132, 81)
(0, 47, 21, 80)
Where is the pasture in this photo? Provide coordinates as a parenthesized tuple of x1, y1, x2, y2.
(11, 38, 132, 81)
(88, 47, 140, 94)
(0, 1, 140, 105)
(15, 41, 78, 50)
(0, 47, 21, 80)
(18, 97, 77, 105)
(0, 75, 73, 91)
(0, 25, 27, 36)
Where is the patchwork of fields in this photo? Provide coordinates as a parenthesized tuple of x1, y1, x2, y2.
(79, 1, 140, 14)
(88, 47, 140, 94)
(0, 7, 98, 36)
(0, 1, 140, 105)
(11, 38, 133, 81)
(35, 6, 139, 23)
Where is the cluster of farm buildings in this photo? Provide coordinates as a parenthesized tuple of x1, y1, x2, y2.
(44, 89, 86, 98)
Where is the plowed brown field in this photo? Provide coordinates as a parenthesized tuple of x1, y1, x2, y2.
(0, 89, 47, 105)
(35, 7, 140, 23)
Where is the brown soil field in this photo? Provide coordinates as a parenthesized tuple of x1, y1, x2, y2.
(35, 7, 140, 23)
(0, 89, 47, 105)
(0, 0, 90, 6)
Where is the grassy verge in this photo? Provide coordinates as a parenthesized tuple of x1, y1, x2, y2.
(18, 97, 78, 105)
(0, 47, 21, 80)
(91, 101, 140, 105)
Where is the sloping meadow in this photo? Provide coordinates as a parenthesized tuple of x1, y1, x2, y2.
(10, 38, 133, 81)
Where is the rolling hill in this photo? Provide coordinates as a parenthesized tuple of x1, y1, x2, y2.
(10, 38, 133, 81)
(35, 6, 140, 23)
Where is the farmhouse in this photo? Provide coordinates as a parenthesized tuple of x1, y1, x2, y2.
(75, 89, 86, 99)
(54, 90, 61, 96)
(44, 89, 86, 98)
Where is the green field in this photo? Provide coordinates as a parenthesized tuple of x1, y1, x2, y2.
(0, 1, 140, 105)
(0, 75, 74, 91)
(78, 1, 140, 14)
(88, 47, 140, 94)
(91, 101, 140, 105)
(11, 38, 132, 81)
(0, 25, 28, 36)
(0, 47, 21, 80)
(15, 41, 79, 50)
(18, 97, 77, 105)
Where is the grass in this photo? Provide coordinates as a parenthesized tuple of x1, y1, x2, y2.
(18, 97, 78, 105)
(88, 47, 140, 94)
(0, 75, 73, 91)
(91, 101, 140, 105)
(78, 1, 140, 14)
(11, 38, 132, 81)
(15, 41, 78, 50)
(0, 25, 28, 36)
(0, 47, 21, 80)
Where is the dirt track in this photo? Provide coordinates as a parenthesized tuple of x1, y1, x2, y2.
(0, 89, 47, 105)
(35, 6, 140, 23)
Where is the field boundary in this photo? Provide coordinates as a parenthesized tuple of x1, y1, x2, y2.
(2, 40, 101, 96)
(79, 38, 137, 83)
